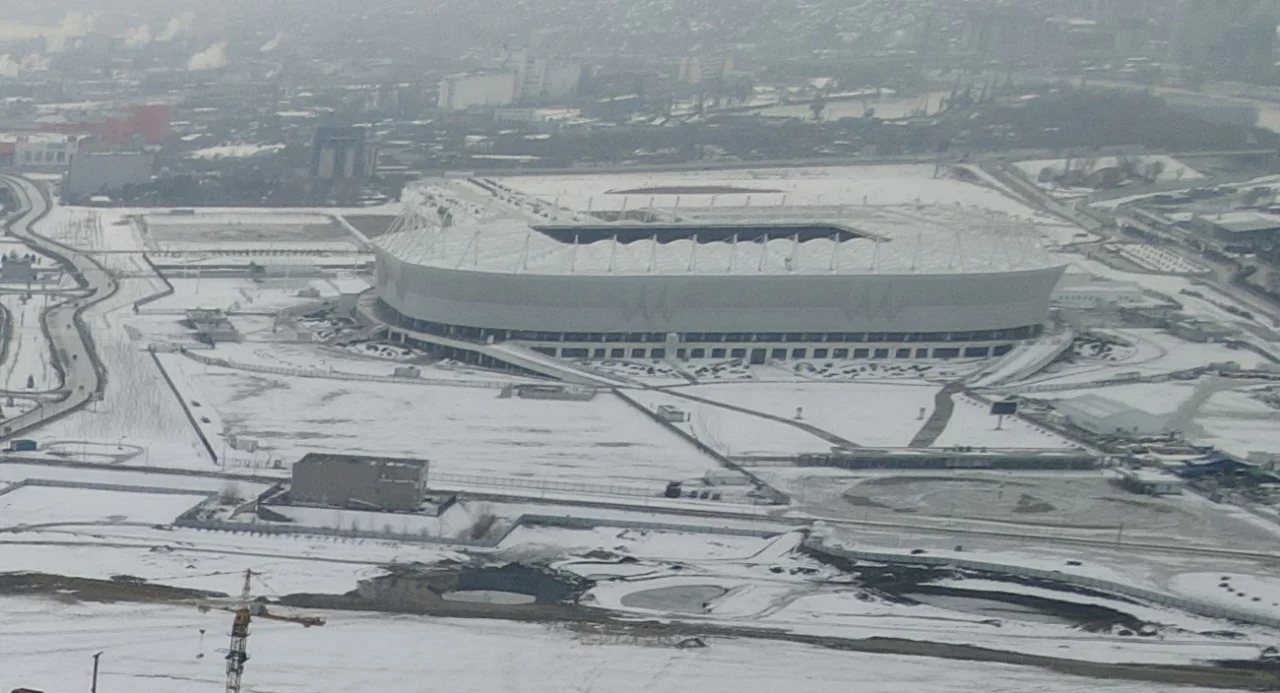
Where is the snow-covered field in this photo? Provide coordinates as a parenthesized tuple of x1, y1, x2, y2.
(5, 597, 1225, 693)
(624, 389, 830, 457)
(931, 395, 1077, 449)
(0, 292, 60, 392)
(156, 356, 717, 484)
(0, 485, 208, 527)
(678, 381, 940, 448)
(32, 269, 216, 469)
(141, 276, 336, 314)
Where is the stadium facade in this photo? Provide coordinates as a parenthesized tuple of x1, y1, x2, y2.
(372, 189, 1066, 366)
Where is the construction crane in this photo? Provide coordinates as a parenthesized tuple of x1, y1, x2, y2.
(198, 569, 324, 693)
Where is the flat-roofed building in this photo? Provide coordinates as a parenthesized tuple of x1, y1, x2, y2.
(291, 453, 429, 512)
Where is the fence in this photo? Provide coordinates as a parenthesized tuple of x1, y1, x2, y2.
(174, 507, 785, 548)
(804, 536, 1280, 630)
(430, 472, 664, 500)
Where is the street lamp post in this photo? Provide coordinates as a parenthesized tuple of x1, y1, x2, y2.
(91, 651, 103, 693)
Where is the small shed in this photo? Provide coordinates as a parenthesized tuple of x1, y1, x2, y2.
(1117, 468, 1184, 495)
(1053, 394, 1166, 436)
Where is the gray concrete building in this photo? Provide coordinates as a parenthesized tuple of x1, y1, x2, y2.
(291, 453, 429, 512)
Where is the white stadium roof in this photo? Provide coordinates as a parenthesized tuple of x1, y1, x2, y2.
(377, 174, 1063, 278)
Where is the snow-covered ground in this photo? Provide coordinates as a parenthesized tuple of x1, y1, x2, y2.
(1014, 155, 1204, 189)
(140, 276, 337, 314)
(932, 395, 1078, 449)
(624, 388, 830, 457)
(1113, 244, 1210, 274)
(186, 143, 285, 159)
(0, 485, 208, 527)
(0, 292, 60, 392)
(1012, 328, 1269, 390)
(678, 381, 940, 448)
(5, 597, 1227, 693)
(32, 267, 216, 469)
(156, 356, 718, 484)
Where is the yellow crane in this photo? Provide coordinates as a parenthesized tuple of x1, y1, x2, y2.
(197, 569, 324, 693)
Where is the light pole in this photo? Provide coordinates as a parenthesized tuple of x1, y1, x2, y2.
(91, 651, 103, 693)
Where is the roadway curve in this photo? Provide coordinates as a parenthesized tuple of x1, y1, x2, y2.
(0, 175, 116, 438)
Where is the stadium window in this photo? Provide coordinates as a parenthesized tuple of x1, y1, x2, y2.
(627, 333, 644, 342)
(561, 348, 589, 358)
(832, 348, 849, 359)
(610, 348, 626, 358)
(846, 333, 865, 342)
(791, 348, 807, 359)
(886, 333, 905, 342)
(592, 348, 606, 358)
(933, 348, 960, 359)
(605, 333, 625, 342)
(803, 333, 824, 342)
(770, 348, 787, 359)
(651, 348, 666, 358)
(895, 348, 911, 359)
(711, 348, 726, 358)
(532, 347, 557, 356)
(784, 333, 802, 342)
(867, 333, 884, 342)
(915, 348, 929, 359)
(964, 346, 991, 358)
(762, 333, 783, 342)
(873, 348, 889, 359)
(853, 348, 870, 358)
(813, 348, 829, 359)
(676, 348, 688, 360)
(691, 348, 706, 358)
(730, 348, 746, 358)
(631, 348, 647, 358)
(992, 345, 1012, 356)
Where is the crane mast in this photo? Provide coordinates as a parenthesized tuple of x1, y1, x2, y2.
(225, 569, 255, 693)
(201, 569, 322, 693)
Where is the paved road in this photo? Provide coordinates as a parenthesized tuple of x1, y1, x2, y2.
(0, 175, 116, 438)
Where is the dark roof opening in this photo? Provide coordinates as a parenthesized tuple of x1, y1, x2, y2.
(532, 222, 866, 244)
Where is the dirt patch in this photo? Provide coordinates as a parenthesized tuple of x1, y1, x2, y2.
(317, 389, 351, 405)
(844, 494, 894, 509)
(1013, 494, 1057, 514)
(1096, 496, 1176, 514)
(227, 374, 290, 402)
(620, 585, 726, 613)
(0, 572, 225, 603)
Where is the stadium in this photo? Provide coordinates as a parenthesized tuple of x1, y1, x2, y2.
(371, 173, 1067, 368)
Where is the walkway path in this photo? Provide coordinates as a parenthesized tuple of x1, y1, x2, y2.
(908, 381, 965, 448)
(659, 387, 860, 449)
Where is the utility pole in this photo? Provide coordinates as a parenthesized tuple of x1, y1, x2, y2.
(91, 651, 103, 693)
